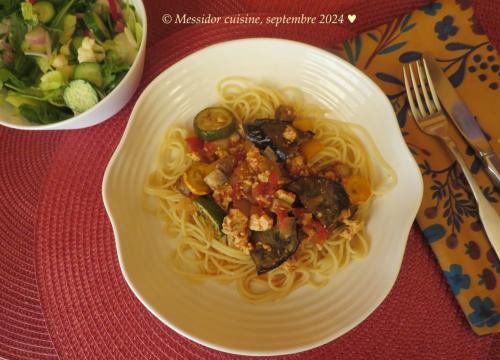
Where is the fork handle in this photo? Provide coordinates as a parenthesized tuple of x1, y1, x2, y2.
(481, 153, 500, 192)
(442, 137, 500, 258)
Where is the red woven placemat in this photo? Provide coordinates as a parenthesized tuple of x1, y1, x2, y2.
(1, 1, 499, 359)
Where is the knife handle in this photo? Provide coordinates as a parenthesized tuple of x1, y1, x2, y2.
(481, 153, 500, 192)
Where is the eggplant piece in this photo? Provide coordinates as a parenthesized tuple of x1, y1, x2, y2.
(286, 177, 350, 228)
(244, 119, 312, 161)
(250, 219, 299, 274)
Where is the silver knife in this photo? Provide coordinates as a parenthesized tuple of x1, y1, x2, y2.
(424, 53, 500, 191)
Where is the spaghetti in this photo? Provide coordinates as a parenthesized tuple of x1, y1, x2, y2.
(145, 77, 397, 303)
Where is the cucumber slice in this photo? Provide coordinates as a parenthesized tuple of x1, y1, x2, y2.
(194, 107, 236, 141)
(63, 80, 99, 114)
(33, 1, 55, 23)
(74, 62, 103, 87)
(83, 12, 111, 41)
(193, 196, 226, 230)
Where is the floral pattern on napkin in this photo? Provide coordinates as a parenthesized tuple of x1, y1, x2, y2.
(334, 0, 500, 335)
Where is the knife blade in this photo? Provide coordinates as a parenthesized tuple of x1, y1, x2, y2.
(424, 53, 500, 191)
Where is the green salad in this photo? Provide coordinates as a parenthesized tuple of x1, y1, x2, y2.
(0, 0, 142, 124)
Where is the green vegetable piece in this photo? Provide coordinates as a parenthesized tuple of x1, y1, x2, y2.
(59, 14, 77, 44)
(19, 101, 72, 124)
(63, 80, 98, 114)
(33, 1, 55, 23)
(21, 2, 39, 25)
(83, 12, 111, 41)
(194, 107, 236, 141)
(50, 0, 75, 29)
(135, 22, 143, 46)
(193, 196, 226, 230)
(112, 32, 137, 65)
(122, 7, 136, 34)
(5, 94, 39, 109)
(74, 62, 103, 87)
(71, 36, 84, 57)
(35, 57, 51, 73)
(40, 70, 64, 91)
(101, 50, 130, 92)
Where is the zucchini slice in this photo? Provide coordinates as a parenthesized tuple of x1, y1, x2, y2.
(193, 196, 226, 230)
(182, 162, 216, 196)
(194, 107, 236, 141)
(83, 12, 111, 41)
(74, 62, 103, 87)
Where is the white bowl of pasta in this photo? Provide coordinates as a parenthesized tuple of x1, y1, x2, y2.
(103, 38, 423, 355)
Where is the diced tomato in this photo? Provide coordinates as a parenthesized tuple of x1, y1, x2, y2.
(108, 0, 121, 21)
(203, 141, 216, 156)
(269, 172, 279, 187)
(254, 182, 268, 196)
(275, 208, 289, 225)
(84, 29, 91, 37)
(185, 136, 204, 153)
(29, 0, 37, 3)
(293, 208, 305, 219)
(312, 220, 329, 242)
(114, 20, 125, 33)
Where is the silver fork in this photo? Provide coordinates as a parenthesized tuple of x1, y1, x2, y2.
(403, 59, 500, 258)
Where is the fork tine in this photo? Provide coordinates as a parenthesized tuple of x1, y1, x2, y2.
(403, 66, 421, 120)
(416, 59, 436, 114)
(408, 63, 427, 118)
(422, 58, 442, 112)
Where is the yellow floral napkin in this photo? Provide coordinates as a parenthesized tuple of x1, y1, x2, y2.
(335, 0, 500, 335)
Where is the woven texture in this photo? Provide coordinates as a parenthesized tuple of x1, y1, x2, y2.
(0, 0, 499, 359)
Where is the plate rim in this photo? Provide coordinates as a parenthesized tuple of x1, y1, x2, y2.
(102, 37, 424, 356)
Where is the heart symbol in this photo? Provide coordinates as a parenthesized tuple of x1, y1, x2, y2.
(348, 14, 356, 23)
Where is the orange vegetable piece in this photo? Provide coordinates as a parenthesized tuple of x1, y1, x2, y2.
(182, 162, 216, 195)
(300, 139, 324, 161)
(292, 118, 314, 132)
(343, 175, 372, 205)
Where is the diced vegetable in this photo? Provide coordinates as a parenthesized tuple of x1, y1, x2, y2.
(39, 70, 65, 91)
(286, 177, 350, 228)
(83, 12, 111, 42)
(21, 2, 38, 25)
(343, 175, 372, 205)
(185, 136, 204, 153)
(111, 32, 138, 65)
(122, 6, 136, 34)
(107, 0, 121, 21)
(249, 220, 299, 274)
(63, 80, 98, 114)
(33, 2, 55, 24)
(194, 107, 237, 141)
(59, 14, 77, 44)
(135, 22, 143, 46)
(245, 119, 312, 161)
(203, 169, 227, 190)
(300, 139, 324, 161)
(71, 36, 84, 57)
(182, 162, 216, 195)
(193, 196, 226, 230)
(292, 118, 314, 132)
(74, 62, 103, 87)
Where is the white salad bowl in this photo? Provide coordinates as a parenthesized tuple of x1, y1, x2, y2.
(0, 0, 147, 131)
(103, 38, 423, 356)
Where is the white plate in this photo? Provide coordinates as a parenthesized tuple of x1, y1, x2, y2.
(102, 38, 423, 356)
